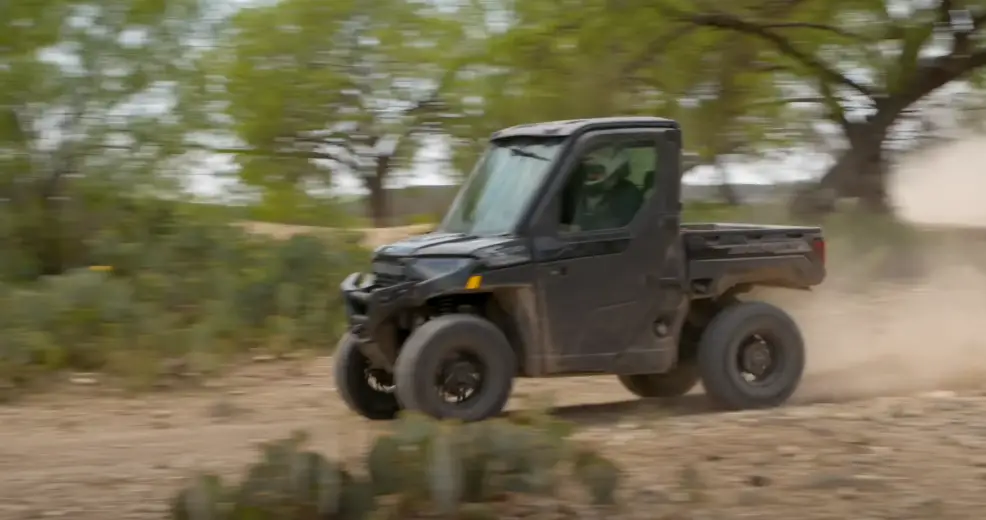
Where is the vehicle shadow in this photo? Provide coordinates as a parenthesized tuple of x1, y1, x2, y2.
(505, 394, 719, 427)
(529, 392, 855, 427)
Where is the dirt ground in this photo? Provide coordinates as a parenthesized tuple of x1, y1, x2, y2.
(5, 138, 986, 519)
(5, 251, 986, 520)
(3, 356, 986, 520)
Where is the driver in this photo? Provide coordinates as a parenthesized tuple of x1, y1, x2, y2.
(572, 159, 643, 231)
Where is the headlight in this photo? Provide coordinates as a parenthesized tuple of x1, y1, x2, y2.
(409, 257, 472, 279)
(473, 244, 530, 268)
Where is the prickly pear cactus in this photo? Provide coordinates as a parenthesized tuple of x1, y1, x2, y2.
(426, 422, 464, 516)
(233, 431, 374, 520)
(367, 435, 404, 497)
(572, 446, 622, 505)
(456, 421, 495, 503)
(172, 430, 374, 520)
(171, 474, 228, 520)
(171, 414, 623, 520)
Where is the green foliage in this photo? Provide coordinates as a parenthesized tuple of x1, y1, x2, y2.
(0, 204, 369, 394)
(186, 0, 473, 213)
(170, 412, 622, 520)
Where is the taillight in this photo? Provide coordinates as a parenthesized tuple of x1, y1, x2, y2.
(811, 237, 825, 264)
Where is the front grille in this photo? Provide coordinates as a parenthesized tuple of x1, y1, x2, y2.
(372, 260, 406, 287)
(375, 272, 405, 287)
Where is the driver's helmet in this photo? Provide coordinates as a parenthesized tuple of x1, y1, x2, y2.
(582, 156, 629, 195)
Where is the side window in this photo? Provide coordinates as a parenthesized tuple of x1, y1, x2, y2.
(557, 140, 657, 233)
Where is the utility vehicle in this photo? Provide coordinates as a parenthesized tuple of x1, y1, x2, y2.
(335, 116, 826, 422)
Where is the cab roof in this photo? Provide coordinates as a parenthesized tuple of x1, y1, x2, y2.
(490, 116, 679, 141)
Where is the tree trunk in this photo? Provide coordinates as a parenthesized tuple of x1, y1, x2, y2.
(790, 122, 891, 218)
(714, 159, 741, 205)
(365, 154, 391, 228)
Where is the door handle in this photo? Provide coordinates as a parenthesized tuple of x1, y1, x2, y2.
(550, 266, 568, 276)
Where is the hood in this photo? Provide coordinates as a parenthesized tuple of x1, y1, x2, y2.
(373, 232, 521, 258)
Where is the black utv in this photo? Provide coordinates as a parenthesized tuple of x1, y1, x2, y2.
(335, 116, 826, 422)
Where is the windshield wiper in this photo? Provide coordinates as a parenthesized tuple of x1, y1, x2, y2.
(508, 147, 549, 161)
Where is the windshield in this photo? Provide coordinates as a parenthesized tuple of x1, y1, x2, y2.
(438, 137, 564, 235)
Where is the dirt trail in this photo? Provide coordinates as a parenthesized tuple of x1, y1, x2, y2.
(3, 138, 986, 518)
(3, 359, 986, 519)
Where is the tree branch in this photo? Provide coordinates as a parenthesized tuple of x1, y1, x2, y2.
(745, 96, 829, 108)
(619, 25, 699, 80)
(663, 6, 876, 99)
(905, 46, 986, 106)
(758, 22, 871, 42)
(179, 144, 355, 168)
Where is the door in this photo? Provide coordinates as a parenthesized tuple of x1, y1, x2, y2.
(532, 128, 683, 375)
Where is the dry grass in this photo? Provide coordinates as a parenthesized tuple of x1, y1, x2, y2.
(235, 221, 434, 248)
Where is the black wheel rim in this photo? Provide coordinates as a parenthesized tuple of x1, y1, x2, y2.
(365, 367, 395, 393)
(435, 349, 486, 404)
(735, 334, 781, 386)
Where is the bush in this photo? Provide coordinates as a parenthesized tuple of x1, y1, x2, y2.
(0, 204, 370, 394)
(170, 412, 622, 520)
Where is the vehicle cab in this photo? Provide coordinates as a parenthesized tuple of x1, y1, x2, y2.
(342, 117, 687, 377)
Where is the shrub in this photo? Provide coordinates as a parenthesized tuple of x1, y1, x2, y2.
(170, 412, 622, 520)
(0, 205, 370, 394)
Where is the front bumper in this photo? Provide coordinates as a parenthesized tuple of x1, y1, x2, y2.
(340, 272, 418, 343)
(339, 264, 477, 371)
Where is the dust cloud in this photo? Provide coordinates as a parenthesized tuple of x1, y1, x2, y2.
(767, 135, 986, 403)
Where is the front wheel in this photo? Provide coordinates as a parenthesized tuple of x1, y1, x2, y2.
(334, 333, 401, 421)
(394, 314, 516, 422)
(696, 301, 805, 410)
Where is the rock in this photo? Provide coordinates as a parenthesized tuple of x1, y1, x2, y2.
(608, 431, 638, 445)
(920, 390, 957, 399)
(951, 435, 980, 449)
(868, 445, 894, 456)
(69, 374, 98, 385)
(803, 473, 891, 492)
(776, 445, 800, 457)
(747, 475, 771, 487)
(736, 489, 767, 506)
(668, 491, 692, 504)
(634, 486, 671, 504)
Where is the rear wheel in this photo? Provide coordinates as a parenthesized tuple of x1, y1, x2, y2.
(394, 314, 516, 422)
(696, 301, 805, 410)
(618, 359, 699, 398)
(334, 333, 401, 421)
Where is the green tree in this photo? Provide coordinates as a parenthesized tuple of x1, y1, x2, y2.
(197, 0, 473, 227)
(662, 0, 986, 214)
(440, 0, 808, 201)
(1, 0, 201, 278)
